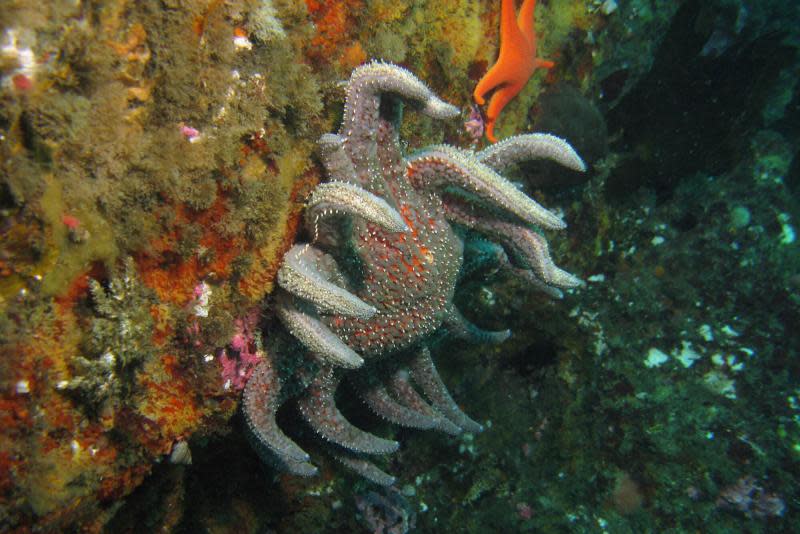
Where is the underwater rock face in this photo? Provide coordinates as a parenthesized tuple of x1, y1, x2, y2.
(527, 84, 608, 187)
(242, 61, 585, 484)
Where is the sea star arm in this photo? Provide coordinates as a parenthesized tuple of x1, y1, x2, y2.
(461, 233, 565, 298)
(355, 372, 441, 430)
(242, 360, 318, 476)
(409, 347, 484, 433)
(517, 0, 537, 41)
(317, 133, 359, 183)
(472, 62, 508, 108)
(278, 245, 377, 320)
(334, 454, 396, 487)
(477, 133, 586, 173)
(473, 0, 531, 107)
(484, 82, 526, 144)
(443, 303, 511, 344)
(297, 367, 400, 455)
(276, 291, 365, 368)
(387, 369, 461, 435)
(345, 62, 459, 124)
(305, 180, 408, 235)
(473, 0, 554, 142)
(443, 196, 581, 289)
(406, 145, 565, 230)
(508, 265, 567, 299)
(342, 61, 459, 159)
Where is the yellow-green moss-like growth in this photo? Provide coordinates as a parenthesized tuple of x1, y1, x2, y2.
(66, 258, 155, 411)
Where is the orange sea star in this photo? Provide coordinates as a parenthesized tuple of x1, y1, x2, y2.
(474, 0, 554, 143)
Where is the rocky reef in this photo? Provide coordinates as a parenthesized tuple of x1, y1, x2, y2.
(0, 0, 798, 532)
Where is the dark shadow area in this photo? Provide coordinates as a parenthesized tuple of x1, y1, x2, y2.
(605, 0, 797, 202)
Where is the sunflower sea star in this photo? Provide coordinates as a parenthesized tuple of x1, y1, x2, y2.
(243, 61, 584, 485)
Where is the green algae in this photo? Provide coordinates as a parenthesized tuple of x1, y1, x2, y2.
(66, 257, 156, 411)
(38, 175, 119, 296)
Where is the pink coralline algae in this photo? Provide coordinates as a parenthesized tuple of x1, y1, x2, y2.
(180, 124, 201, 142)
(220, 309, 262, 391)
(716, 476, 785, 519)
(463, 104, 485, 145)
(516, 502, 533, 520)
(182, 282, 211, 348)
